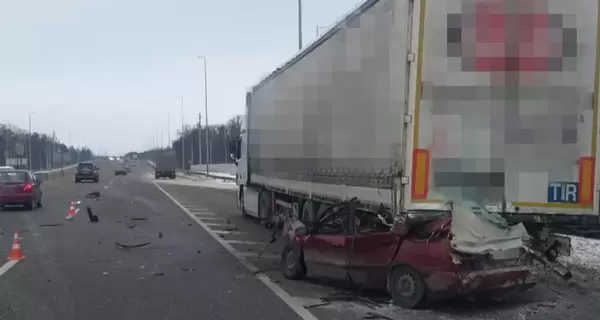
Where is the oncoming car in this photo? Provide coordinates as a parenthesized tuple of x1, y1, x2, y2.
(0, 170, 43, 210)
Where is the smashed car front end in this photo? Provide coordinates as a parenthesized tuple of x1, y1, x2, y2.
(396, 200, 538, 299)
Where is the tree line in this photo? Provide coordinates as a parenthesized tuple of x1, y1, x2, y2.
(139, 115, 242, 169)
(0, 123, 94, 170)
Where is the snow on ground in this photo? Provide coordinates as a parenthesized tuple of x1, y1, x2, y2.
(144, 172, 237, 190)
(562, 235, 600, 272)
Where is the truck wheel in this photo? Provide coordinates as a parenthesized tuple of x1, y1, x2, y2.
(238, 187, 248, 217)
(280, 244, 305, 280)
(259, 190, 274, 229)
(389, 265, 427, 309)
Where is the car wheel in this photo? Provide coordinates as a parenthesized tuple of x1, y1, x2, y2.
(389, 265, 427, 309)
(24, 198, 36, 211)
(36, 197, 43, 208)
(280, 244, 306, 280)
(75, 179, 80, 183)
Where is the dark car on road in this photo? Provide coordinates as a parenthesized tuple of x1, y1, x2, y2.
(0, 170, 43, 210)
(115, 166, 127, 176)
(75, 162, 99, 183)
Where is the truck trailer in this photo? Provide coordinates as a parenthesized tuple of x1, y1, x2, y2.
(229, 0, 598, 306)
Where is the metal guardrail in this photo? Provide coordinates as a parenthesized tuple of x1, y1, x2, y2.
(146, 160, 236, 182)
(33, 164, 79, 182)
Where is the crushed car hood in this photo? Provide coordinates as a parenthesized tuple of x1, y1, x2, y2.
(450, 201, 530, 258)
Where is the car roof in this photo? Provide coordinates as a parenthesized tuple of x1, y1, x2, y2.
(78, 162, 93, 165)
(0, 170, 30, 174)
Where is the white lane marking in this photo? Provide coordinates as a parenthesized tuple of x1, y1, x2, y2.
(196, 217, 226, 221)
(225, 240, 266, 245)
(237, 252, 280, 260)
(191, 212, 217, 216)
(0, 260, 19, 277)
(203, 222, 227, 227)
(103, 186, 108, 189)
(152, 182, 319, 320)
(212, 230, 246, 235)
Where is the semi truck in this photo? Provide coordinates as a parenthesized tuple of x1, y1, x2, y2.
(229, 0, 598, 299)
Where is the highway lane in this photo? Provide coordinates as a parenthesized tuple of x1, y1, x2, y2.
(0, 161, 303, 320)
(1, 160, 599, 320)
(154, 164, 600, 320)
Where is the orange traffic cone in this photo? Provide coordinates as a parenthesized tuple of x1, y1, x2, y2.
(65, 201, 77, 220)
(8, 232, 24, 261)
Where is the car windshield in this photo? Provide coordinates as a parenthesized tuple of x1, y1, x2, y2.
(426, 189, 511, 229)
(0, 172, 27, 184)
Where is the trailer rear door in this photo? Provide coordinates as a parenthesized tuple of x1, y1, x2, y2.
(405, 0, 600, 215)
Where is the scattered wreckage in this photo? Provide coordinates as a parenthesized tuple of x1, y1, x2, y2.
(278, 198, 571, 309)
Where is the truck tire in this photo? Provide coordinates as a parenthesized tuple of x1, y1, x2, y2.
(259, 190, 274, 229)
(238, 187, 248, 217)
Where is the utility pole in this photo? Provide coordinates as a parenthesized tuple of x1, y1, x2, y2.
(179, 96, 185, 169)
(298, 0, 303, 50)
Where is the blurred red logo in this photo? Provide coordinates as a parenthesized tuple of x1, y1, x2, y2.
(447, 0, 577, 72)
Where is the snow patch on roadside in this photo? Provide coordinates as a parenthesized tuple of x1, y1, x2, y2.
(562, 236, 600, 271)
(144, 172, 237, 190)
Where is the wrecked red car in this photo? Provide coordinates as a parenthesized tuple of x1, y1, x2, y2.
(280, 200, 537, 309)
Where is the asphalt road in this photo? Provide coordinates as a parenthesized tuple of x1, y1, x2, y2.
(1, 161, 599, 320)
(0, 161, 302, 320)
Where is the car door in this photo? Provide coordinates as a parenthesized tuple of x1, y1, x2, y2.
(29, 173, 41, 201)
(347, 212, 400, 290)
(302, 208, 352, 281)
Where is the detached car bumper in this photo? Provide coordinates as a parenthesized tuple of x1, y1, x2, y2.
(425, 265, 537, 298)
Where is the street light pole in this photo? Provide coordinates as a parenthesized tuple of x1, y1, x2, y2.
(167, 112, 171, 149)
(298, 0, 303, 50)
(198, 56, 209, 175)
(198, 112, 202, 167)
(28, 112, 34, 170)
(179, 96, 185, 169)
(223, 127, 228, 164)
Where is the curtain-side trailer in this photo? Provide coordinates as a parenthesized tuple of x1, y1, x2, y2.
(230, 0, 600, 241)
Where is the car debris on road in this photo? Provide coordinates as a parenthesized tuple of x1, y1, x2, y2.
(115, 241, 151, 249)
(86, 206, 99, 222)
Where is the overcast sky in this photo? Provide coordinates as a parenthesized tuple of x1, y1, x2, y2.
(0, 0, 364, 155)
